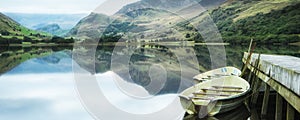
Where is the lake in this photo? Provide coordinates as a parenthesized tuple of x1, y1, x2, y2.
(0, 44, 299, 120)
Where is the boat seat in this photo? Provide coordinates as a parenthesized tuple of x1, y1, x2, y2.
(214, 73, 230, 76)
(193, 92, 230, 97)
(212, 86, 243, 90)
(192, 96, 215, 100)
(201, 88, 243, 93)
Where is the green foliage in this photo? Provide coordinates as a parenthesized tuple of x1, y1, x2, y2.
(51, 36, 74, 44)
(23, 36, 32, 42)
(104, 21, 136, 34)
(99, 34, 123, 42)
(213, 2, 300, 44)
(185, 33, 191, 38)
(0, 12, 51, 43)
(185, 1, 300, 44)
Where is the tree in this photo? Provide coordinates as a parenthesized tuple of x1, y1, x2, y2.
(1, 30, 10, 36)
(51, 36, 65, 43)
(140, 34, 145, 39)
(185, 33, 191, 38)
(23, 36, 32, 42)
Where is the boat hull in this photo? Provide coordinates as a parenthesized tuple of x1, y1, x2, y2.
(179, 76, 250, 116)
(193, 67, 241, 83)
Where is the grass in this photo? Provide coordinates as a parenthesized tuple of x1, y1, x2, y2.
(233, 1, 292, 22)
(22, 42, 32, 45)
(1, 35, 23, 39)
(0, 13, 51, 42)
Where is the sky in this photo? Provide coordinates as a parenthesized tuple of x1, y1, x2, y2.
(0, 0, 139, 15)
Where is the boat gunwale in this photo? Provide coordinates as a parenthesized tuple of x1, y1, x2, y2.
(181, 76, 250, 102)
(193, 66, 242, 81)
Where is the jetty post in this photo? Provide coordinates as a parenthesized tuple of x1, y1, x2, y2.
(242, 52, 300, 119)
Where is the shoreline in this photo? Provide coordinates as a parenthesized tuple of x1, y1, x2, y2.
(0, 41, 298, 47)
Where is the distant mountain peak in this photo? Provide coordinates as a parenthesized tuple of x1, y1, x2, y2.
(35, 23, 61, 32)
(67, 0, 226, 39)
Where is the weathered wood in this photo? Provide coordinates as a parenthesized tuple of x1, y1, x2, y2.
(275, 93, 283, 120)
(261, 83, 270, 117)
(243, 53, 300, 96)
(247, 69, 253, 83)
(201, 88, 243, 93)
(250, 108, 260, 120)
(250, 78, 262, 106)
(240, 40, 255, 77)
(212, 86, 242, 89)
(243, 53, 300, 113)
(192, 97, 214, 100)
(193, 92, 230, 96)
(251, 54, 262, 106)
(287, 103, 295, 120)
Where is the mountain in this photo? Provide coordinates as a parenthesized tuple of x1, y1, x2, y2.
(68, 0, 226, 40)
(116, 0, 226, 14)
(34, 23, 69, 36)
(0, 12, 49, 42)
(4, 13, 87, 30)
(69, 0, 299, 44)
(192, 0, 300, 44)
(0, 46, 73, 74)
(4, 13, 87, 37)
(67, 13, 112, 39)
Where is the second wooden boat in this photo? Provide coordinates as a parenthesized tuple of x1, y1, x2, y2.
(193, 67, 241, 83)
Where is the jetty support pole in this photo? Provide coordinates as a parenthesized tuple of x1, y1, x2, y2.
(275, 93, 283, 120)
(261, 83, 270, 117)
(287, 103, 295, 120)
(250, 54, 261, 106)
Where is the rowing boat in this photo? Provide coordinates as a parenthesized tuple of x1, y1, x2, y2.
(193, 67, 241, 83)
(179, 76, 250, 116)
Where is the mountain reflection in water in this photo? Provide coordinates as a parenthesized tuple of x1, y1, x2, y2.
(0, 45, 299, 119)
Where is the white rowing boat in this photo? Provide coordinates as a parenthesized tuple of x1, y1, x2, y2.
(179, 76, 250, 116)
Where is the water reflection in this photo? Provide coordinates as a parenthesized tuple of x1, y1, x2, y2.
(0, 49, 185, 120)
(0, 45, 299, 120)
(95, 71, 184, 115)
(0, 46, 73, 74)
(0, 50, 92, 120)
(183, 105, 250, 120)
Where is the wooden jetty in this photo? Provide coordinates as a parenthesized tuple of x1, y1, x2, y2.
(242, 52, 300, 120)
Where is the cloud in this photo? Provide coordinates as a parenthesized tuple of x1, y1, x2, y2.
(0, 50, 184, 119)
(8, 51, 73, 74)
(0, 73, 93, 120)
(0, 72, 184, 119)
(0, 0, 105, 14)
(0, 0, 141, 15)
(95, 71, 183, 114)
(94, 0, 140, 15)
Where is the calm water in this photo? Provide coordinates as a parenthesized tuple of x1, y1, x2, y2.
(0, 45, 299, 120)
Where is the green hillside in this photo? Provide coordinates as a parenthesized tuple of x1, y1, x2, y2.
(68, 0, 226, 41)
(0, 13, 50, 44)
(189, 0, 300, 44)
(35, 23, 69, 36)
(67, 13, 112, 39)
(69, 0, 300, 44)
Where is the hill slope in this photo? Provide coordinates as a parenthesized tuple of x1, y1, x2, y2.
(4, 13, 87, 29)
(34, 23, 69, 36)
(67, 13, 112, 39)
(0, 13, 49, 42)
(177, 0, 300, 43)
(69, 0, 300, 44)
(68, 0, 226, 40)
